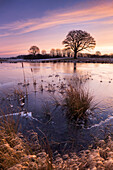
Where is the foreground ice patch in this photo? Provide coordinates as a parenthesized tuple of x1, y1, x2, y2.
(0, 111, 32, 118)
(1, 111, 113, 130)
(0, 111, 42, 123)
(87, 116, 113, 129)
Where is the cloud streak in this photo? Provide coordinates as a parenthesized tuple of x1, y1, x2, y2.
(0, 2, 113, 37)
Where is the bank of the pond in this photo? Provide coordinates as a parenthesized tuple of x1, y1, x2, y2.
(1, 57, 113, 64)
(1, 125, 113, 170)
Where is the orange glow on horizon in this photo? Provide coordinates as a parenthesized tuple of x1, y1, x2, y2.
(0, 1, 113, 57)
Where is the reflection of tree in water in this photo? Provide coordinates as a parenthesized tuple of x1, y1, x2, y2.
(29, 63, 41, 73)
(53, 63, 75, 74)
(75, 63, 90, 76)
(29, 62, 75, 74)
(74, 63, 76, 72)
(94, 63, 100, 68)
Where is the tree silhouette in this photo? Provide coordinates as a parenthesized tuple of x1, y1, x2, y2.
(28, 46, 40, 55)
(62, 49, 66, 57)
(41, 50, 46, 55)
(96, 51, 101, 56)
(62, 30, 96, 59)
(50, 49, 55, 56)
(56, 49, 61, 56)
(66, 49, 72, 57)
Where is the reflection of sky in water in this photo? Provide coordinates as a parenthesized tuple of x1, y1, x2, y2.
(1, 62, 113, 112)
(1, 62, 113, 110)
(1, 62, 113, 151)
(76, 63, 113, 107)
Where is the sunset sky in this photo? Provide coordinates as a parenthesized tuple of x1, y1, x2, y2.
(0, 0, 113, 58)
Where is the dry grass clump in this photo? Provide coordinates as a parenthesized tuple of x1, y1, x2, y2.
(63, 75, 95, 121)
(77, 136, 113, 169)
(1, 114, 113, 169)
(0, 117, 24, 169)
(0, 115, 52, 169)
(42, 136, 113, 170)
(52, 136, 113, 170)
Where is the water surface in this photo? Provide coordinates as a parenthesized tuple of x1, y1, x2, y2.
(1, 62, 113, 152)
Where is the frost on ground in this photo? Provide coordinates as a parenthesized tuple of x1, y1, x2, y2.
(1, 125, 113, 170)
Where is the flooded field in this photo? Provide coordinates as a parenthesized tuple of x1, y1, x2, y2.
(1, 62, 113, 153)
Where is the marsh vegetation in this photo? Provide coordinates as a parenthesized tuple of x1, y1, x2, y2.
(1, 62, 113, 169)
(63, 75, 95, 122)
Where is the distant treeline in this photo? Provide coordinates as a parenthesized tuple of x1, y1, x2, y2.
(15, 54, 63, 60)
(81, 53, 113, 58)
(7, 53, 113, 60)
(2, 52, 113, 60)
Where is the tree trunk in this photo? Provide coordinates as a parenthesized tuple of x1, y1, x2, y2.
(74, 50, 77, 59)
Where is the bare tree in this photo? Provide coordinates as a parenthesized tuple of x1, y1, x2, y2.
(62, 30, 96, 59)
(62, 49, 66, 57)
(66, 49, 71, 57)
(50, 48, 55, 56)
(41, 50, 46, 55)
(56, 49, 61, 56)
(28, 46, 40, 55)
(96, 51, 101, 56)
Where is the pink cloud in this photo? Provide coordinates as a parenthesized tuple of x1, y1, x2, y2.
(0, 2, 113, 37)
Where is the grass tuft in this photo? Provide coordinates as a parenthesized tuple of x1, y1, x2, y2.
(63, 75, 96, 121)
